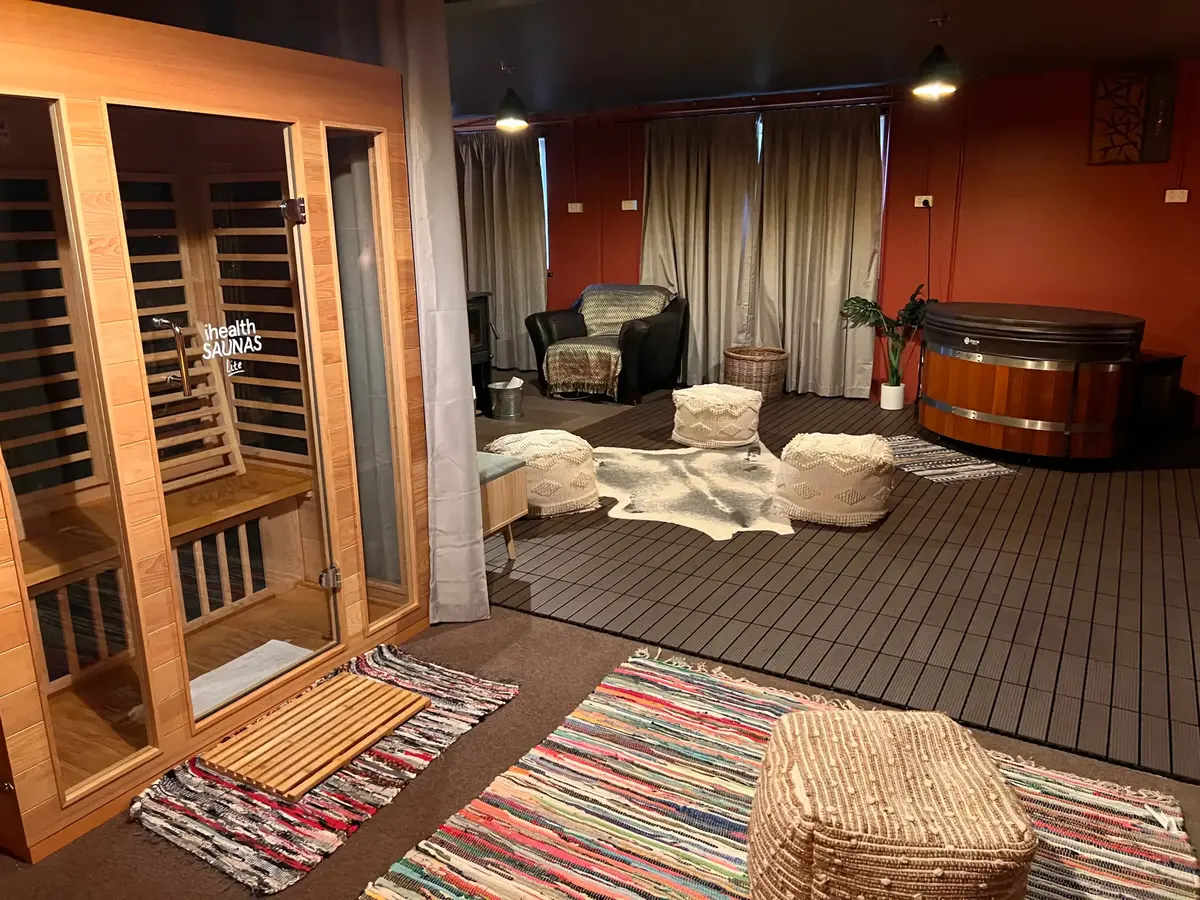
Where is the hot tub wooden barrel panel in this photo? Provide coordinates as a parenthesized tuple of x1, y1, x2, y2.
(920, 350, 1130, 457)
(918, 304, 1144, 459)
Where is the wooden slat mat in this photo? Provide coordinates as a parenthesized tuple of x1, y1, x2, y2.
(200, 671, 429, 801)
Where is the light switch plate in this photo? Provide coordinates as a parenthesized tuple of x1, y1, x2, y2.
(621, 199, 638, 211)
(1165, 189, 1189, 203)
(914, 195, 933, 208)
(567, 202, 584, 213)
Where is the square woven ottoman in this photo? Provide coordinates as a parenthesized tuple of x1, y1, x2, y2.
(482, 429, 600, 517)
(749, 710, 1037, 900)
(672, 383, 762, 448)
(774, 432, 895, 526)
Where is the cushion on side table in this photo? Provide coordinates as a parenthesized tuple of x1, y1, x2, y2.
(482, 429, 600, 517)
(672, 383, 763, 449)
(775, 432, 895, 527)
(749, 710, 1037, 900)
(477, 451, 525, 484)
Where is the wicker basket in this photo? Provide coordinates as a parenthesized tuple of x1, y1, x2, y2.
(723, 346, 788, 402)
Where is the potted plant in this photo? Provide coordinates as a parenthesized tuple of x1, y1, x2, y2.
(842, 285, 937, 410)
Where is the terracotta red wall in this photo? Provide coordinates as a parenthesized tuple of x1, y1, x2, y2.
(540, 64, 1200, 394)
(541, 119, 645, 309)
(880, 62, 1200, 397)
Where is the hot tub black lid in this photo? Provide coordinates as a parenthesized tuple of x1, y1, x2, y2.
(925, 303, 1144, 344)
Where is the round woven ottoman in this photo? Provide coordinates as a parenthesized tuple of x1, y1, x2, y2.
(774, 432, 895, 526)
(749, 710, 1037, 900)
(672, 383, 762, 448)
(482, 429, 599, 517)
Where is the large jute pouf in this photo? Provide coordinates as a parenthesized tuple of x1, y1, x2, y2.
(483, 429, 599, 517)
(749, 710, 1038, 900)
(671, 383, 762, 449)
(774, 432, 895, 526)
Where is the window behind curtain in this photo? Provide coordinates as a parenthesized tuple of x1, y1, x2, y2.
(538, 135, 550, 269)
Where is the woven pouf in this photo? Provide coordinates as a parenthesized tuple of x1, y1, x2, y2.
(482, 429, 599, 517)
(774, 432, 895, 526)
(671, 383, 762, 448)
(749, 710, 1037, 900)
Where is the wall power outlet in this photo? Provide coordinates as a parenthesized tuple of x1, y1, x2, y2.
(914, 195, 933, 208)
(1165, 189, 1189, 203)
(567, 202, 584, 213)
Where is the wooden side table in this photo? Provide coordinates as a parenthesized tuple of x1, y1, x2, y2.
(477, 452, 527, 559)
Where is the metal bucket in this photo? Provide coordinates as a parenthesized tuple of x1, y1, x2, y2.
(488, 382, 524, 419)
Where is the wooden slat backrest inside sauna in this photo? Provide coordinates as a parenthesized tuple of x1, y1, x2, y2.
(31, 566, 132, 690)
(118, 175, 245, 492)
(0, 171, 107, 506)
(174, 516, 270, 630)
(206, 175, 313, 467)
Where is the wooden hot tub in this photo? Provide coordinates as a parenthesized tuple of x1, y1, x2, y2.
(919, 303, 1145, 458)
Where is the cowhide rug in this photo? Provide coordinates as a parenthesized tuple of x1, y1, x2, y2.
(593, 442, 793, 541)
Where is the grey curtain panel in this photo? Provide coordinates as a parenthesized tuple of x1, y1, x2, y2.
(381, 0, 488, 623)
(457, 131, 548, 372)
(640, 107, 881, 397)
(328, 136, 403, 585)
(640, 115, 763, 384)
(757, 106, 881, 397)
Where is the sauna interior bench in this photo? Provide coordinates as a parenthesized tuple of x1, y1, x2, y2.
(18, 461, 313, 591)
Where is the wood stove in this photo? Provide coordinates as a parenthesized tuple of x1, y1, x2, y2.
(467, 292, 492, 414)
(467, 292, 491, 363)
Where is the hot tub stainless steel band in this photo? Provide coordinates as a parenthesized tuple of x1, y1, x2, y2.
(919, 396, 1108, 434)
(926, 343, 1124, 373)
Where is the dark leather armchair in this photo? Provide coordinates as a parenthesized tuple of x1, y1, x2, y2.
(526, 285, 689, 404)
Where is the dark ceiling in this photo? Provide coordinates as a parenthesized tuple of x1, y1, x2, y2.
(445, 0, 1200, 117)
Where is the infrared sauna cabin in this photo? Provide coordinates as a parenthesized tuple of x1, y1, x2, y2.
(0, 1, 429, 863)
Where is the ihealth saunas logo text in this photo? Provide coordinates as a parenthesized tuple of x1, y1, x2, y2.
(200, 318, 262, 376)
(201, 319, 263, 360)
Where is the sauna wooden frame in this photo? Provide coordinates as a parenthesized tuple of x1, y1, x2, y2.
(0, 0, 430, 862)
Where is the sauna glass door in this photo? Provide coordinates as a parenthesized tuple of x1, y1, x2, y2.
(107, 106, 336, 719)
(0, 95, 153, 793)
(326, 129, 410, 626)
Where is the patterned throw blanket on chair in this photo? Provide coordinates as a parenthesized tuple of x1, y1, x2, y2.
(545, 284, 671, 398)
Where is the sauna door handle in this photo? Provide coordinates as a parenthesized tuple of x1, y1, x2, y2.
(151, 316, 192, 397)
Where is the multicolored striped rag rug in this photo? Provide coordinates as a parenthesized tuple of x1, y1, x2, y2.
(130, 645, 518, 894)
(364, 652, 1199, 900)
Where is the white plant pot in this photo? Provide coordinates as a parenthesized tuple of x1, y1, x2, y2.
(880, 383, 906, 411)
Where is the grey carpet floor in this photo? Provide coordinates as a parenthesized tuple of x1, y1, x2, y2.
(6, 609, 1199, 898)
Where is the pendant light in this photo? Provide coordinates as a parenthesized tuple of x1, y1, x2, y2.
(912, 43, 960, 100)
(495, 62, 529, 132)
(495, 87, 529, 132)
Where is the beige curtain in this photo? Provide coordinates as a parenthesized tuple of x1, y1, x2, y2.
(381, 0, 489, 622)
(640, 115, 762, 384)
(757, 106, 881, 397)
(457, 131, 547, 371)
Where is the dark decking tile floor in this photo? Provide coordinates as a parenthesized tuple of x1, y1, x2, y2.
(485, 393, 1200, 781)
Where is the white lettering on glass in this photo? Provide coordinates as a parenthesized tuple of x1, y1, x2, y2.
(200, 318, 264, 361)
